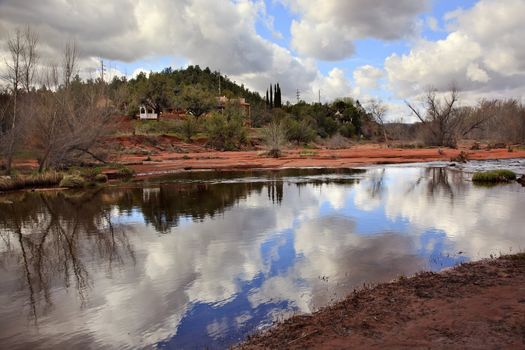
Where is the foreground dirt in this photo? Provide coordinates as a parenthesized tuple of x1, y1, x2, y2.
(111, 137, 525, 176)
(237, 254, 525, 350)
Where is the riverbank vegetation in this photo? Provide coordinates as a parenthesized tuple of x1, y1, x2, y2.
(472, 169, 517, 183)
(1, 26, 525, 182)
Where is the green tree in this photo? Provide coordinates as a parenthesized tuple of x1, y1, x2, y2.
(205, 103, 247, 150)
(275, 83, 282, 108)
(175, 84, 216, 117)
(179, 115, 199, 142)
(270, 84, 273, 109)
(284, 116, 316, 144)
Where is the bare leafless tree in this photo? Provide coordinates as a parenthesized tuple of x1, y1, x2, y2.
(21, 26, 39, 93)
(263, 119, 287, 157)
(32, 42, 116, 171)
(62, 41, 77, 89)
(2, 29, 24, 173)
(1, 28, 39, 174)
(465, 99, 524, 143)
(367, 98, 389, 144)
(406, 87, 460, 147)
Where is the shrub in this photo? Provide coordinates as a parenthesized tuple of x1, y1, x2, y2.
(205, 107, 248, 151)
(451, 151, 469, 163)
(284, 117, 316, 144)
(94, 173, 108, 183)
(118, 166, 135, 178)
(472, 170, 516, 183)
(74, 166, 102, 180)
(59, 175, 86, 188)
(318, 116, 339, 138)
(324, 133, 351, 149)
(262, 120, 287, 158)
(339, 123, 356, 138)
(178, 115, 199, 142)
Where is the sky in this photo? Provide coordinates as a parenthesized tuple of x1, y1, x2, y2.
(1, 0, 524, 121)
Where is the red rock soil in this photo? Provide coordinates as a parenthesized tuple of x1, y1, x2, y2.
(108, 135, 525, 176)
(12, 135, 524, 175)
(236, 254, 525, 350)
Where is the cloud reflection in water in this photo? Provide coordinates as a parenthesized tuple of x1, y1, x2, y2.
(0, 166, 524, 349)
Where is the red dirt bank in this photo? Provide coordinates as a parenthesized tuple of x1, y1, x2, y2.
(113, 140, 525, 176)
(237, 254, 525, 350)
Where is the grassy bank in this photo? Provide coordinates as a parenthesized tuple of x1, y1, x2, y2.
(472, 169, 517, 183)
(0, 172, 64, 192)
(0, 166, 133, 193)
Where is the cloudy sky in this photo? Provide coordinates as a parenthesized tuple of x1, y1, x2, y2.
(1, 0, 524, 120)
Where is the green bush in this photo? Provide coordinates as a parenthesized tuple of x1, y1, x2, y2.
(118, 167, 135, 178)
(178, 115, 200, 142)
(339, 123, 356, 138)
(472, 170, 516, 183)
(59, 175, 86, 188)
(284, 117, 316, 144)
(318, 116, 339, 138)
(94, 173, 109, 183)
(205, 107, 248, 151)
(74, 166, 102, 180)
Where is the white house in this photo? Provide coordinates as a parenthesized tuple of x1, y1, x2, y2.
(139, 105, 158, 120)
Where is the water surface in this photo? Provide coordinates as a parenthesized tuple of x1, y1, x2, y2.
(1, 166, 524, 349)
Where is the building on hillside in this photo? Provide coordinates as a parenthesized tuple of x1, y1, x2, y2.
(216, 96, 251, 118)
(138, 105, 158, 120)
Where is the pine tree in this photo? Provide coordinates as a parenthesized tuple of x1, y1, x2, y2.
(270, 84, 273, 108)
(273, 84, 277, 108)
(276, 83, 281, 108)
(266, 89, 269, 107)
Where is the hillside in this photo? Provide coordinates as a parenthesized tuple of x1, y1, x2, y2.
(107, 65, 265, 116)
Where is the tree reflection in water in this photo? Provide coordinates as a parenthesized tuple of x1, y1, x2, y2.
(425, 167, 466, 200)
(0, 189, 136, 323)
(0, 180, 282, 321)
(127, 182, 267, 233)
(400, 167, 467, 202)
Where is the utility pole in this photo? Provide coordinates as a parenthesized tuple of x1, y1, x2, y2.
(100, 59, 105, 82)
(318, 89, 321, 104)
(296, 88, 300, 103)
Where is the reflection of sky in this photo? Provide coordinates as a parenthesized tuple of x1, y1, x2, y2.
(1, 166, 524, 349)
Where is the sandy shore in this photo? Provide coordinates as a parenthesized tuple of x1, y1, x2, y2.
(236, 253, 525, 349)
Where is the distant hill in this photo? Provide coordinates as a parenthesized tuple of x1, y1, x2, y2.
(158, 65, 263, 104)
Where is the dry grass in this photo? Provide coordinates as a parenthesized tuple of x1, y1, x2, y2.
(0, 172, 64, 192)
